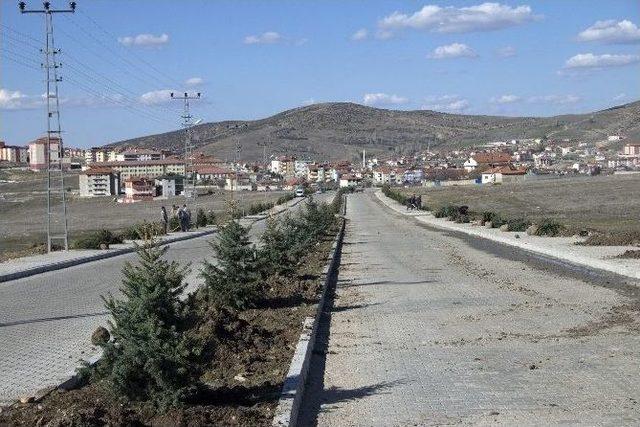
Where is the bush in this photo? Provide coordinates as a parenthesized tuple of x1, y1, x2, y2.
(435, 205, 459, 219)
(534, 219, 565, 236)
(382, 184, 407, 205)
(94, 243, 196, 411)
(119, 222, 166, 241)
(578, 230, 640, 246)
(72, 229, 123, 249)
(206, 210, 217, 226)
(506, 218, 530, 232)
(247, 201, 275, 215)
(195, 208, 207, 228)
(276, 193, 295, 205)
(480, 211, 506, 227)
(200, 220, 261, 310)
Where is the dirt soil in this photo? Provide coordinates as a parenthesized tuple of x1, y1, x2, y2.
(401, 174, 640, 235)
(0, 228, 338, 426)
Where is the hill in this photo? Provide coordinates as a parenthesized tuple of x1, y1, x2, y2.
(106, 101, 640, 162)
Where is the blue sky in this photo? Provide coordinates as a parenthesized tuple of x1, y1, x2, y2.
(1, 0, 639, 148)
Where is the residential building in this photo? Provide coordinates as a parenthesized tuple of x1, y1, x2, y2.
(79, 167, 120, 197)
(270, 156, 296, 177)
(122, 177, 155, 203)
(115, 149, 163, 162)
(196, 165, 234, 182)
(623, 143, 640, 157)
(0, 142, 28, 163)
(339, 173, 362, 188)
(155, 176, 180, 198)
(481, 165, 527, 184)
(225, 173, 254, 191)
(88, 159, 186, 183)
(307, 164, 327, 183)
(28, 136, 67, 171)
(463, 152, 512, 172)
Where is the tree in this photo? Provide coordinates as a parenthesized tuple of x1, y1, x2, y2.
(96, 243, 196, 411)
(200, 220, 260, 310)
(258, 215, 301, 277)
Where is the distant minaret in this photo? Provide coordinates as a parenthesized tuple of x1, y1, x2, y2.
(362, 149, 366, 169)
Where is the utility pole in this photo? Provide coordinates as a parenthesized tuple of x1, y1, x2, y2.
(170, 91, 200, 223)
(20, 1, 76, 252)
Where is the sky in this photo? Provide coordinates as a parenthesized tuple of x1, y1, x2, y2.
(1, 0, 639, 148)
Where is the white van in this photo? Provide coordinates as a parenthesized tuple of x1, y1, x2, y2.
(295, 187, 305, 197)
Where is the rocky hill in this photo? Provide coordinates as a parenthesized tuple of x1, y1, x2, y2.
(106, 101, 640, 162)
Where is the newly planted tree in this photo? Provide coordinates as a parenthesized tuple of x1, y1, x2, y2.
(96, 242, 196, 411)
(201, 219, 261, 310)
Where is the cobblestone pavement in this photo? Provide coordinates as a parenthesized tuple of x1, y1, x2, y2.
(299, 192, 640, 426)
(0, 194, 330, 405)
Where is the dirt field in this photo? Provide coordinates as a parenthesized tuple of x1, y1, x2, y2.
(401, 174, 640, 234)
(0, 169, 288, 255)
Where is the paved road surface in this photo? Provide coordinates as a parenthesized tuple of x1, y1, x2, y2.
(300, 192, 640, 426)
(0, 194, 330, 405)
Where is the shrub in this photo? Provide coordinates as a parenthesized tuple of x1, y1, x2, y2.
(276, 193, 295, 205)
(534, 219, 565, 237)
(480, 211, 506, 227)
(72, 229, 122, 249)
(506, 218, 530, 232)
(206, 210, 217, 226)
(200, 220, 261, 310)
(247, 201, 275, 215)
(435, 205, 459, 219)
(119, 222, 166, 241)
(382, 184, 407, 205)
(196, 208, 207, 228)
(578, 230, 640, 246)
(169, 216, 180, 232)
(95, 243, 196, 411)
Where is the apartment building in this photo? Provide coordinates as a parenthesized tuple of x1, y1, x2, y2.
(0, 141, 28, 163)
(89, 159, 186, 182)
(79, 167, 120, 197)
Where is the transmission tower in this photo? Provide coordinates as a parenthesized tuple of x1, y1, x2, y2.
(170, 92, 200, 199)
(20, 1, 77, 252)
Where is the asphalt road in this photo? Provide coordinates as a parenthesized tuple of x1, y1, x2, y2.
(299, 191, 640, 426)
(0, 193, 331, 405)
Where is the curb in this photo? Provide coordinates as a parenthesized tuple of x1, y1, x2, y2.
(0, 228, 218, 284)
(272, 194, 347, 427)
(375, 190, 640, 281)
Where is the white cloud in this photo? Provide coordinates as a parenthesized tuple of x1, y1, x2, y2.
(118, 33, 169, 47)
(375, 30, 394, 40)
(351, 28, 368, 41)
(577, 20, 640, 44)
(0, 89, 33, 110)
(428, 43, 477, 59)
(564, 53, 640, 69)
(497, 45, 516, 57)
(422, 95, 470, 112)
(528, 94, 581, 105)
(363, 93, 409, 106)
(613, 93, 627, 101)
(378, 2, 538, 37)
(185, 77, 204, 87)
(244, 31, 283, 45)
(490, 94, 521, 104)
(139, 89, 176, 105)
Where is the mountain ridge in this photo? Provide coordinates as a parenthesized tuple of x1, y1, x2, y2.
(106, 101, 640, 162)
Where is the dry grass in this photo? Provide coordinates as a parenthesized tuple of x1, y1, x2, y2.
(402, 174, 640, 236)
(0, 171, 288, 255)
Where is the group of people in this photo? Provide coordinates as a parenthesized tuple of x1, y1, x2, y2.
(406, 194, 422, 211)
(160, 204, 192, 234)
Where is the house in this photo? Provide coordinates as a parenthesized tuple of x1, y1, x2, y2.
(339, 173, 361, 188)
(270, 156, 296, 176)
(155, 176, 181, 198)
(121, 177, 155, 203)
(533, 152, 555, 168)
(79, 167, 120, 197)
(196, 165, 234, 182)
(307, 164, 327, 183)
(481, 165, 527, 184)
(464, 152, 512, 172)
(225, 173, 254, 191)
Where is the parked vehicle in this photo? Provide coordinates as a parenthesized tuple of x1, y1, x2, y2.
(295, 187, 305, 197)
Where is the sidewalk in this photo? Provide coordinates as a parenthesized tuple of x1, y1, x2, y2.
(375, 190, 640, 280)
(0, 196, 306, 283)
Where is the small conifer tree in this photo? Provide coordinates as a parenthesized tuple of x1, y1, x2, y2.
(96, 242, 196, 411)
(201, 219, 260, 310)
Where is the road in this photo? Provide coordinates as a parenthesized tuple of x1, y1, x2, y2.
(299, 191, 640, 426)
(0, 193, 330, 405)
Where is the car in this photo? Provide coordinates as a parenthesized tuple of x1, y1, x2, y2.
(295, 188, 305, 197)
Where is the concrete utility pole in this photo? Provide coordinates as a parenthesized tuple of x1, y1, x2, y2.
(19, 1, 76, 252)
(170, 91, 200, 221)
